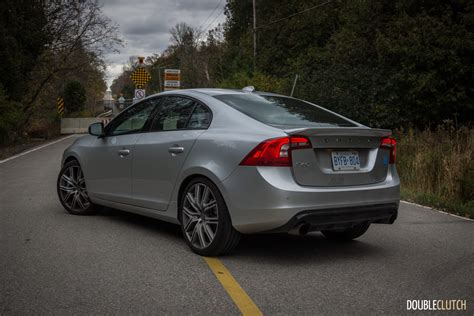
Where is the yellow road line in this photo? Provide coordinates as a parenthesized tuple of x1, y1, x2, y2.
(204, 257, 263, 316)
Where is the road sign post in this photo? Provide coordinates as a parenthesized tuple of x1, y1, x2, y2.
(164, 69, 180, 91)
(130, 57, 151, 103)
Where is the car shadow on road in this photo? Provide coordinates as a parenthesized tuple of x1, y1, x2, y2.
(228, 233, 386, 264)
(98, 206, 183, 239)
(97, 207, 385, 262)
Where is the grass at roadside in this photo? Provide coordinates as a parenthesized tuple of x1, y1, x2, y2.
(396, 125, 473, 219)
(401, 189, 474, 219)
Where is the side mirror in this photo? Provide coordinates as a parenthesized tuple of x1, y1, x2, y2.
(88, 122, 104, 137)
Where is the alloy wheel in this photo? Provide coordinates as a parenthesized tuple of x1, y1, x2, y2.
(182, 183, 219, 249)
(58, 165, 90, 211)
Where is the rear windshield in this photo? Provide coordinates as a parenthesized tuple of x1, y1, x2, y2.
(214, 94, 356, 127)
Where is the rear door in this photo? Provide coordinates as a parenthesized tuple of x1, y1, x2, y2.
(131, 96, 212, 210)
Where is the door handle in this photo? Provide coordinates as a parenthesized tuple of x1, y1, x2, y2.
(168, 146, 184, 154)
(118, 149, 130, 157)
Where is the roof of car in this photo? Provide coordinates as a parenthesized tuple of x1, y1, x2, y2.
(156, 88, 286, 97)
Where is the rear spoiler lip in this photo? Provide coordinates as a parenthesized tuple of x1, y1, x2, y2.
(283, 127, 392, 137)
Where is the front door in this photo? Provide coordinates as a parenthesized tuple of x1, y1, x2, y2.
(85, 99, 158, 204)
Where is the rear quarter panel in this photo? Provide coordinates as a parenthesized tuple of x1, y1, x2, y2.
(167, 92, 286, 219)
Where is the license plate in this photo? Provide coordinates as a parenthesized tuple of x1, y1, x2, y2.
(331, 151, 360, 171)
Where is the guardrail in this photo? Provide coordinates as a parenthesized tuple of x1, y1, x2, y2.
(97, 110, 113, 118)
(60, 118, 103, 134)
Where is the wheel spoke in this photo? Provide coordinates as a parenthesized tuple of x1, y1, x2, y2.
(204, 218, 218, 225)
(190, 223, 199, 245)
(201, 186, 210, 207)
(68, 167, 76, 181)
(184, 216, 198, 232)
(202, 222, 215, 241)
(186, 192, 201, 213)
(79, 190, 89, 200)
(63, 189, 75, 204)
(76, 193, 86, 209)
(71, 192, 78, 209)
(195, 184, 202, 206)
(183, 206, 199, 217)
(203, 200, 217, 213)
(59, 184, 74, 191)
(196, 223, 207, 247)
(61, 174, 75, 187)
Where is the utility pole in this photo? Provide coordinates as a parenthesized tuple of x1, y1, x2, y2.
(253, 0, 257, 71)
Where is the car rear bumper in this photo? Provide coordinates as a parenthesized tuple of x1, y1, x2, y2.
(266, 203, 398, 234)
(219, 165, 400, 234)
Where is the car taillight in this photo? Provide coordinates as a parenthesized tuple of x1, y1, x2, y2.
(240, 136, 311, 167)
(380, 137, 396, 164)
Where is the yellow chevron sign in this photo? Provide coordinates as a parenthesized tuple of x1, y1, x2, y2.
(130, 67, 151, 88)
(57, 97, 64, 116)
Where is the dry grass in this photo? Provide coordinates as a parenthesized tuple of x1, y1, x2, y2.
(396, 125, 473, 218)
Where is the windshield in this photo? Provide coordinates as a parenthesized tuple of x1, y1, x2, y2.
(214, 94, 356, 127)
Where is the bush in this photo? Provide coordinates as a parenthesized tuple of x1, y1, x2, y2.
(217, 71, 286, 94)
(63, 80, 86, 114)
(0, 85, 23, 144)
(396, 125, 474, 218)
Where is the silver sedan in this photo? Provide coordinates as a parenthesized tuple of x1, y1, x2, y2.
(57, 88, 400, 255)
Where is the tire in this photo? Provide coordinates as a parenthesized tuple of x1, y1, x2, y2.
(179, 177, 241, 256)
(57, 160, 99, 215)
(322, 222, 370, 241)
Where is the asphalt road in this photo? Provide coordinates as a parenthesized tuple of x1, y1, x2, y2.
(1, 135, 473, 314)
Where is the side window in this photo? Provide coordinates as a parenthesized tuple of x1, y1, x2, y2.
(107, 99, 157, 136)
(187, 104, 212, 129)
(151, 96, 195, 132)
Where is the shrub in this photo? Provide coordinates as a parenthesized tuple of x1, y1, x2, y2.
(0, 85, 23, 144)
(396, 125, 474, 218)
(63, 80, 86, 114)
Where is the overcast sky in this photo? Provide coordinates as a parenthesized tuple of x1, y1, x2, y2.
(100, 0, 227, 89)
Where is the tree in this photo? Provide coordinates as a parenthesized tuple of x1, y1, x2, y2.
(0, 0, 49, 102)
(169, 22, 206, 88)
(0, 84, 23, 143)
(63, 81, 86, 114)
(23, 0, 121, 121)
(110, 65, 134, 99)
(110, 0, 473, 129)
(0, 0, 119, 143)
(221, 0, 474, 128)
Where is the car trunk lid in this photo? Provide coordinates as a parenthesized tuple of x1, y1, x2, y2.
(285, 127, 392, 187)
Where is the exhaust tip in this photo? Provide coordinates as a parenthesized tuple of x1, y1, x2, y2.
(299, 224, 310, 236)
(289, 223, 311, 236)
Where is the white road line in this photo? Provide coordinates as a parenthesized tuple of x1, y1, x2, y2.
(0, 135, 77, 164)
(401, 200, 473, 222)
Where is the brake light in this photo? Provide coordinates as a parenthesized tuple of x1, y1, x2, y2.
(240, 136, 311, 166)
(380, 137, 396, 164)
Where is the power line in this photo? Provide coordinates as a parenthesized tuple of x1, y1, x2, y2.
(256, 1, 331, 29)
(201, 6, 225, 36)
(198, 0, 224, 34)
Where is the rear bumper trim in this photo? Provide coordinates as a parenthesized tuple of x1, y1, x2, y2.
(266, 203, 398, 233)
